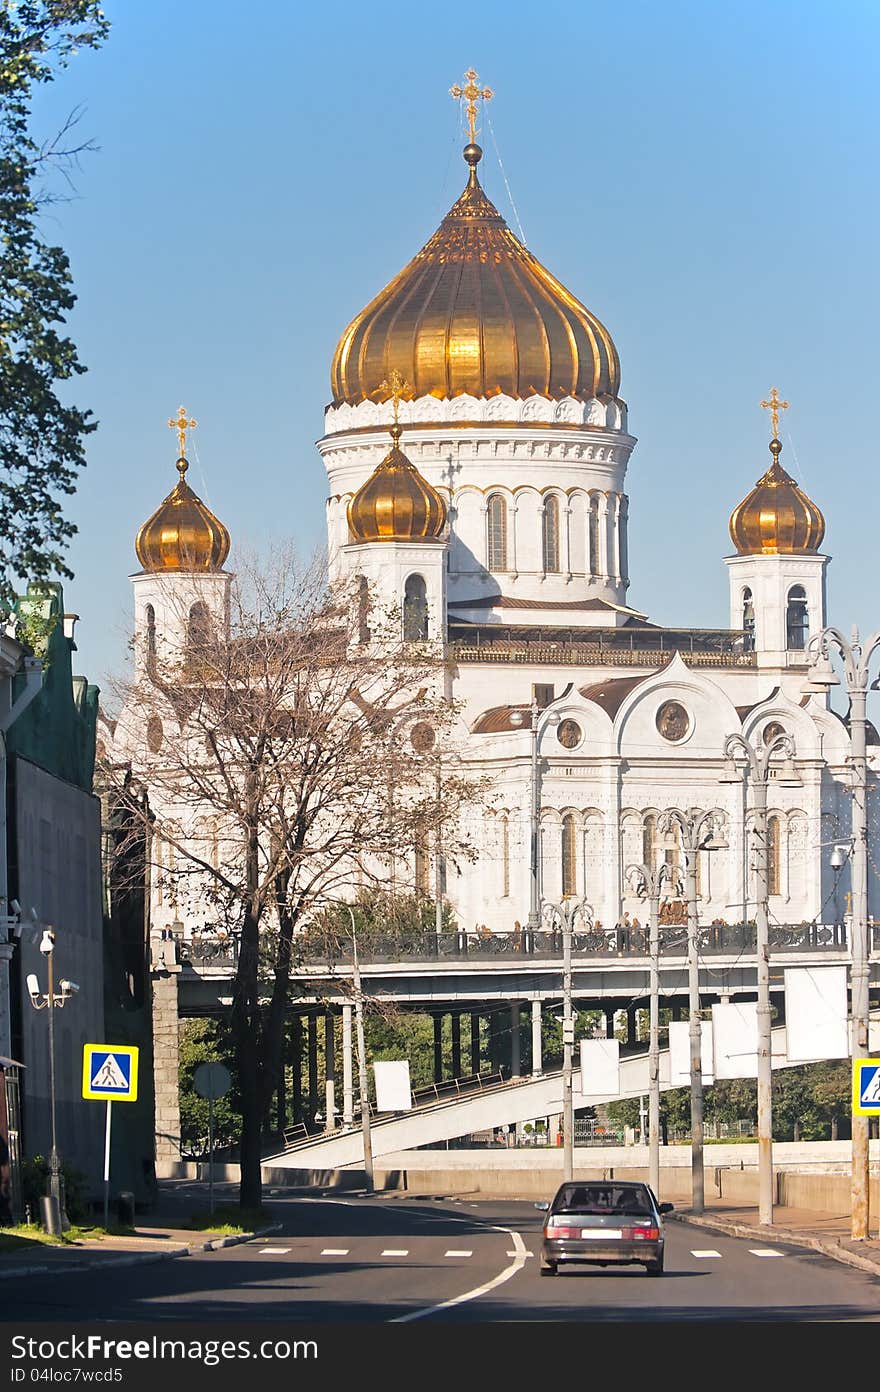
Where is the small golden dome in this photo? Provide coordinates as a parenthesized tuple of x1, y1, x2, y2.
(331, 144, 620, 406)
(347, 424, 447, 542)
(729, 439, 825, 555)
(135, 457, 231, 572)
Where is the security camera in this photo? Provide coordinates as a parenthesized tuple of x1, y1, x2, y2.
(10, 899, 20, 916)
(26, 973, 40, 1001)
(38, 928, 55, 955)
(59, 980, 79, 995)
(830, 844, 850, 870)
(29, 907, 38, 921)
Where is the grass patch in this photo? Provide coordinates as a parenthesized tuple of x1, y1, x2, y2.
(186, 1205, 269, 1234)
(0, 1222, 134, 1252)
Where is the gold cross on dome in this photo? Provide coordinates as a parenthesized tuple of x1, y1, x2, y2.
(168, 405, 197, 459)
(450, 67, 494, 143)
(379, 369, 412, 426)
(760, 387, 789, 440)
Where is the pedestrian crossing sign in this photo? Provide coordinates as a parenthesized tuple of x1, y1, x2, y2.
(852, 1058, 880, 1117)
(82, 1044, 139, 1102)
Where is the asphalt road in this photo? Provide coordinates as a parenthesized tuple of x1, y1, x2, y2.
(3, 1192, 880, 1324)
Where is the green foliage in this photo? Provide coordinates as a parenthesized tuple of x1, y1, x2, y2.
(179, 1019, 241, 1156)
(307, 888, 457, 958)
(20, 1154, 88, 1222)
(0, 3, 109, 602)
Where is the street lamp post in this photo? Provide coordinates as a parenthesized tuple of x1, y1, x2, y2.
(625, 861, 677, 1198)
(343, 904, 374, 1195)
(25, 928, 78, 1233)
(540, 896, 592, 1181)
(511, 703, 560, 938)
(804, 624, 880, 1241)
(721, 731, 801, 1225)
(657, 809, 727, 1216)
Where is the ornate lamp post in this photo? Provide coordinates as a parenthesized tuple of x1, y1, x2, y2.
(540, 896, 592, 1181)
(625, 860, 679, 1197)
(511, 703, 559, 938)
(657, 809, 728, 1215)
(25, 927, 79, 1233)
(804, 624, 880, 1240)
(720, 730, 801, 1225)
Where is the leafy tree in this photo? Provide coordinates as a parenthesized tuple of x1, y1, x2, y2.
(178, 1019, 240, 1157)
(0, 3, 108, 602)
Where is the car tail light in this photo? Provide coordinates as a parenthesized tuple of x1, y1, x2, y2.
(622, 1226, 659, 1240)
(545, 1221, 579, 1239)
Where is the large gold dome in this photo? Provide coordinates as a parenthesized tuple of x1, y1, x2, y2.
(135, 457, 230, 572)
(348, 423, 447, 542)
(331, 144, 621, 406)
(729, 439, 825, 555)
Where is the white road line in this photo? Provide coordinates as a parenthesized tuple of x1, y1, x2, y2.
(392, 1226, 529, 1323)
(444, 1250, 472, 1258)
(259, 1247, 291, 1255)
(320, 1248, 350, 1256)
(691, 1250, 722, 1258)
(749, 1248, 784, 1257)
(381, 1249, 409, 1256)
(507, 1251, 534, 1258)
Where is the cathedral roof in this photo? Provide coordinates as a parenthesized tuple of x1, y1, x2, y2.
(729, 439, 825, 556)
(331, 142, 621, 407)
(347, 421, 447, 543)
(135, 454, 230, 573)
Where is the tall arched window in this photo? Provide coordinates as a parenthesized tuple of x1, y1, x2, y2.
(501, 815, 510, 897)
(357, 575, 370, 645)
(403, 574, 428, 641)
(187, 601, 210, 653)
(588, 495, 600, 577)
(742, 588, 755, 653)
(786, 585, 808, 651)
(414, 835, 430, 896)
(542, 495, 560, 573)
(487, 493, 508, 571)
(768, 815, 782, 895)
(561, 814, 577, 896)
(642, 813, 657, 871)
(145, 604, 157, 672)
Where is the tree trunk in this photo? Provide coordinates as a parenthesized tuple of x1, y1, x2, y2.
(232, 811, 264, 1211)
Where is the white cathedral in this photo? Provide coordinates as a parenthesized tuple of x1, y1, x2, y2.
(109, 86, 878, 943)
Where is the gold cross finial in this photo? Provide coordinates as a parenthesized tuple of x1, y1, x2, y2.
(450, 67, 494, 143)
(378, 369, 412, 427)
(168, 405, 197, 463)
(760, 387, 789, 441)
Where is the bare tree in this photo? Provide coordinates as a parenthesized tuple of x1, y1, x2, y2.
(107, 549, 487, 1209)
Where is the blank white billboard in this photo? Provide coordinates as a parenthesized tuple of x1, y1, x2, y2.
(785, 966, 848, 1064)
(373, 1060, 412, 1112)
(712, 1002, 758, 1079)
(668, 1020, 714, 1085)
(580, 1038, 620, 1096)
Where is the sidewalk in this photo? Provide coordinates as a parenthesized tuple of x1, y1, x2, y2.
(670, 1194, 880, 1278)
(0, 1182, 279, 1281)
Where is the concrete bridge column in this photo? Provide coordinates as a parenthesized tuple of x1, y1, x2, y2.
(511, 1003, 521, 1078)
(627, 1007, 637, 1045)
(451, 1011, 462, 1080)
(307, 1013, 319, 1122)
(433, 1015, 443, 1082)
(672, 999, 683, 1022)
(342, 1004, 354, 1124)
(324, 1011, 336, 1131)
(470, 1011, 480, 1075)
(531, 999, 542, 1076)
(291, 1015, 303, 1123)
(604, 1007, 616, 1040)
(151, 961, 181, 1168)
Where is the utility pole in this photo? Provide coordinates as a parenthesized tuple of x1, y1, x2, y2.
(541, 897, 592, 1181)
(805, 625, 880, 1240)
(658, 809, 727, 1216)
(511, 702, 560, 942)
(626, 860, 676, 1197)
(722, 731, 801, 1225)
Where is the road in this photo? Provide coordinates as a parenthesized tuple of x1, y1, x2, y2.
(2, 1191, 879, 1324)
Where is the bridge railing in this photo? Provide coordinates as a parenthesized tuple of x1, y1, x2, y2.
(179, 921, 851, 971)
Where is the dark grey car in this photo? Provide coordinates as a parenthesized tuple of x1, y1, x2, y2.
(537, 1180, 673, 1276)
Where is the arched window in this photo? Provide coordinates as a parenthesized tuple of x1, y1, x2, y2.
(786, 586, 808, 651)
(768, 815, 782, 895)
(501, 815, 510, 897)
(187, 601, 210, 652)
(403, 574, 428, 641)
(561, 814, 577, 897)
(642, 814, 657, 872)
(357, 575, 370, 645)
(487, 494, 508, 571)
(742, 588, 755, 653)
(414, 835, 430, 896)
(145, 603, 157, 670)
(588, 495, 600, 577)
(542, 495, 560, 573)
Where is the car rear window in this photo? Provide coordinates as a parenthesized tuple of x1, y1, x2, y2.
(553, 1185, 654, 1216)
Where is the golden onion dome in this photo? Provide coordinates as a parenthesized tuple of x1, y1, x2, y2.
(331, 143, 621, 406)
(729, 438, 825, 555)
(135, 456, 231, 573)
(347, 422, 447, 542)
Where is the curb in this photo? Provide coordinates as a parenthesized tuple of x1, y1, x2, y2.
(202, 1222, 282, 1251)
(670, 1211, 880, 1279)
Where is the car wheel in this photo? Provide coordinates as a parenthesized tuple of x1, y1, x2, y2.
(645, 1256, 664, 1276)
(540, 1262, 557, 1277)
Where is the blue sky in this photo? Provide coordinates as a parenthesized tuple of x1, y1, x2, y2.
(29, 0, 880, 694)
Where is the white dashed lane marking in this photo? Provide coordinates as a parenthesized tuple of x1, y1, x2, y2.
(320, 1248, 350, 1256)
(691, 1250, 722, 1258)
(259, 1247, 291, 1255)
(381, 1249, 410, 1257)
(444, 1250, 472, 1258)
(749, 1248, 784, 1257)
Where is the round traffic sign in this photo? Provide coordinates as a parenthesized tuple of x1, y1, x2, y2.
(193, 1061, 231, 1100)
